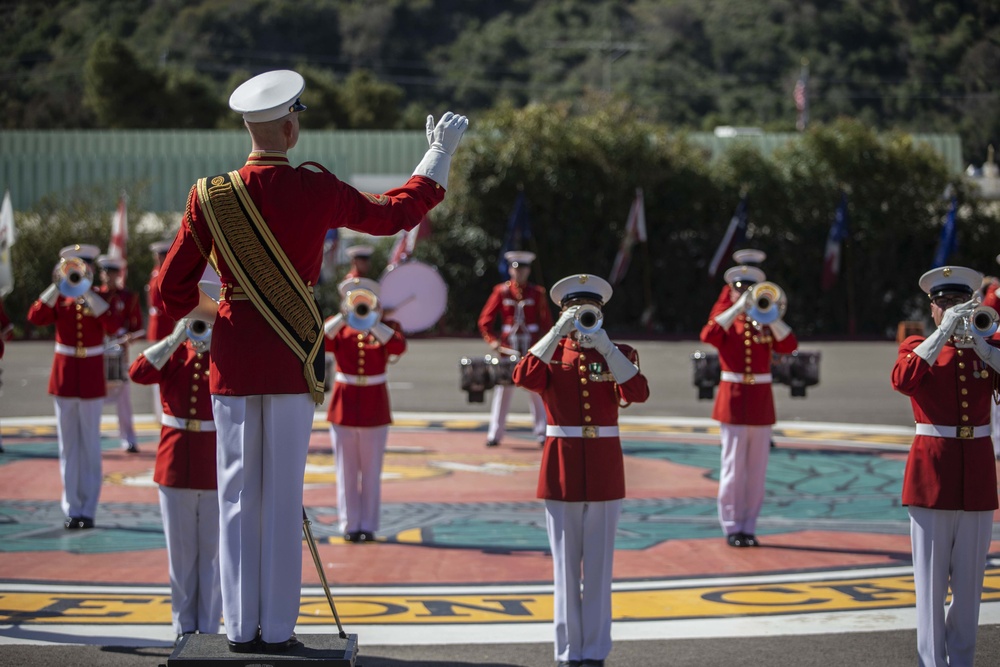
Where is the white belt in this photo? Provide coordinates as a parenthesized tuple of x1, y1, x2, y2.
(54, 343, 104, 358)
(914, 423, 990, 440)
(720, 371, 772, 385)
(546, 425, 620, 439)
(161, 414, 216, 432)
(335, 372, 387, 386)
(502, 323, 539, 333)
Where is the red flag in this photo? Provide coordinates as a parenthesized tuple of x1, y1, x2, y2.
(108, 192, 128, 261)
(609, 188, 647, 285)
(387, 216, 431, 268)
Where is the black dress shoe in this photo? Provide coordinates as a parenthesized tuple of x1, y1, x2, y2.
(227, 638, 259, 653)
(726, 533, 747, 547)
(486, 439, 499, 447)
(78, 517, 94, 529)
(581, 660, 605, 666)
(556, 661, 582, 667)
(344, 531, 361, 543)
(64, 517, 80, 530)
(124, 443, 140, 453)
(359, 531, 375, 543)
(259, 635, 302, 653)
(743, 533, 760, 547)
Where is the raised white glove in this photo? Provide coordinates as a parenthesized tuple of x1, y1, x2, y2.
(769, 318, 793, 341)
(913, 301, 974, 365)
(579, 328, 614, 356)
(324, 314, 345, 339)
(555, 306, 579, 336)
(142, 319, 187, 370)
(713, 290, 750, 331)
(81, 290, 110, 317)
(528, 307, 577, 365)
(579, 329, 638, 383)
(970, 334, 1000, 373)
(412, 112, 469, 190)
(371, 321, 395, 345)
(39, 284, 59, 307)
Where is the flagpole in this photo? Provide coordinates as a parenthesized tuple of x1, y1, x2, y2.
(845, 220, 856, 337)
(640, 235, 653, 329)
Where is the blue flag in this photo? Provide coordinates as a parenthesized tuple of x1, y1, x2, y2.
(821, 191, 850, 291)
(932, 197, 958, 268)
(498, 192, 533, 276)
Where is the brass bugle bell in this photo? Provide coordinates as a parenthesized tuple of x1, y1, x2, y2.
(574, 304, 603, 335)
(55, 257, 93, 298)
(345, 287, 380, 331)
(969, 304, 999, 338)
(746, 281, 787, 325)
(185, 318, 212, 342)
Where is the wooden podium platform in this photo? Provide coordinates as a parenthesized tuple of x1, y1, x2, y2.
(161, 634, 359, 667)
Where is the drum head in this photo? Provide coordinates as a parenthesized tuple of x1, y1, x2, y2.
(379, 260, 448, 333)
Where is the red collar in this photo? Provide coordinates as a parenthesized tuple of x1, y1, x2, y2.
(245, 151, 290, 167)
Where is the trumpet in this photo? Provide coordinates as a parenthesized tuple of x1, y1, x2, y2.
(54, 257, 93, 298)
(344, 286, 380, 331)
(746, 281, 787, 325)
(574, 304, 604, 335)
(954, 304, 999, 347)
(185, 319, 212, 343)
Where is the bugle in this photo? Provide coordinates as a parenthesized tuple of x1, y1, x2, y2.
(54, 257, 93, 298)
(345, 286, 380, 331)
(185, 319, 212, 342)
(574, 304, 603, 335)
(746, 281, 787, 325)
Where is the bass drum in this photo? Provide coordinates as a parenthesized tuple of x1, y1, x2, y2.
(379, 260, 448, 334)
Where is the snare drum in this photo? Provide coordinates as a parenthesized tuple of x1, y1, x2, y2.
(104, 345, 128, 385)
(491, 354, 519, 386)
(459, 355, 498, 403)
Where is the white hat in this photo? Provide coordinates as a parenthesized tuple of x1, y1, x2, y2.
(995, 253, 1000, 266)
(550, 274, 613, 306)
(504, 250, 535, 268)
(59, 244, 101, 261)
(724, 265, 766, 285)
(229, 70, 307, 123)
(732, 249, 766, 265)
(918, 266, 982, 298)
(346, 245, 375, 260)
(338, 276, 380, 299)
(96, 254, 126, 270)
(150, 240, 172, 254)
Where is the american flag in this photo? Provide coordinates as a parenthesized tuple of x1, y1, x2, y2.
(794, 66, 809, 131)
(107, 192, 128, 261)
(609, 188, 647, 285)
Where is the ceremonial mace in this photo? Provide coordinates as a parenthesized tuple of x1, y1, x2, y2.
(302, 507, 347, 638)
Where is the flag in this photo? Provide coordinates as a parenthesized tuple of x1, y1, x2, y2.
(609, 188, 647, 285)
(794, 64, 809, 131)
(319, 228, 339, 283)
(0, 190, 15, 298)
(708, 195, 748, 278)
(498, 192, 533, 276)
(932, 196, 958, 268)
(821, 191, 850, 291)
(387, 216, 431, 268)
(108, 191, 128, 261)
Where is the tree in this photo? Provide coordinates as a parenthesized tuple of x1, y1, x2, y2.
(83, 33, 169, 128)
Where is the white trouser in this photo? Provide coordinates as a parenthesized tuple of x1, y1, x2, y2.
(991, 401, 1000, 459)
(53, 397, 104, 519)
(488, 384, 546, 442)
(908, 506, 993, 667)
(213, 393, 314, 644)
(159, 485, 222, 635)
(152, 384, 163, 421)
(105, 380, 137, 447)
(718, 423, 771, 535)
(545, 499, 621, 664)
(330, 424, 388, 534)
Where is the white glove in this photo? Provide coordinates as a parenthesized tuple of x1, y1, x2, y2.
(971, 334, 1000, 373)
(579, 330, 638, 383)
(371, 321, 395, 345)
(769, 318, 793, 341)
(713, 290, 750, 331)
(142, 319, 187, 370)
(555, 306, 579, 336)
(528, 307, 578, 365)
(39, 284, 59, 307)
(81, 290, 110, 317)
(412, 112, 469, 190)
(324, 314, 345, 339)
(914, 300, 974, 365)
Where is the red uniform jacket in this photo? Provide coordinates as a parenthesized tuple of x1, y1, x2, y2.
(982, 284, 999, 311)
(129, 342, 217, 490)
(158, 151, 443, 396)
(325, 320, 405, 427)
(478, 282, 552, 353)
(98, 286, 143, 338)
(891, 336, 999, 511)
(700, 286, 798, 425)
(0, 298, 9, 359)
(27, 293, 116, 399)
(146, 269, 177, 341)
(513, 338, 650, 502)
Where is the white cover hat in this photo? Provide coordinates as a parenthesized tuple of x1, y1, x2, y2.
(504, 250, 536, 267)
(338, 276, 380, 299)
(96, 254, 126, 270)
(732, 249, 766, 265)
(724, 265, 766, 285)
(149, 240, 172, 254)
(550, 274, 613, 306)
(918, 266, 982, 297)
(229, 70, 307, 123)
(346, 245, 375, 259)
(59, 244, 101, 261)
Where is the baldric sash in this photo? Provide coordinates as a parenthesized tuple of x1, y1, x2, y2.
(196, 171, 325, 403)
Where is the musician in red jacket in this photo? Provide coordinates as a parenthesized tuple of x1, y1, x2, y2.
(324, 277, 405, 543)
(513, 273, 649, 667)
(892, 266, 999, 667)
(97, 255, 144, 453)
(343, 244, 373, 282)
(129, 317, 221, 642)
(157, 69, 466, 653)
(699, 258, 798, 548)
(145, 240, 175, 421)
(478, 251, 552, 447)
(27, 244, 116, 529)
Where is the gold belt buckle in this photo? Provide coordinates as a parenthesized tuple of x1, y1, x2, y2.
(743, 372, 755, 384)
(356, 375, 367, 386)
(75, 346, 87, 359)
(582, 425, 597, 439)
(186, 419, 201, 432)
(957, 425, 973, 439)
